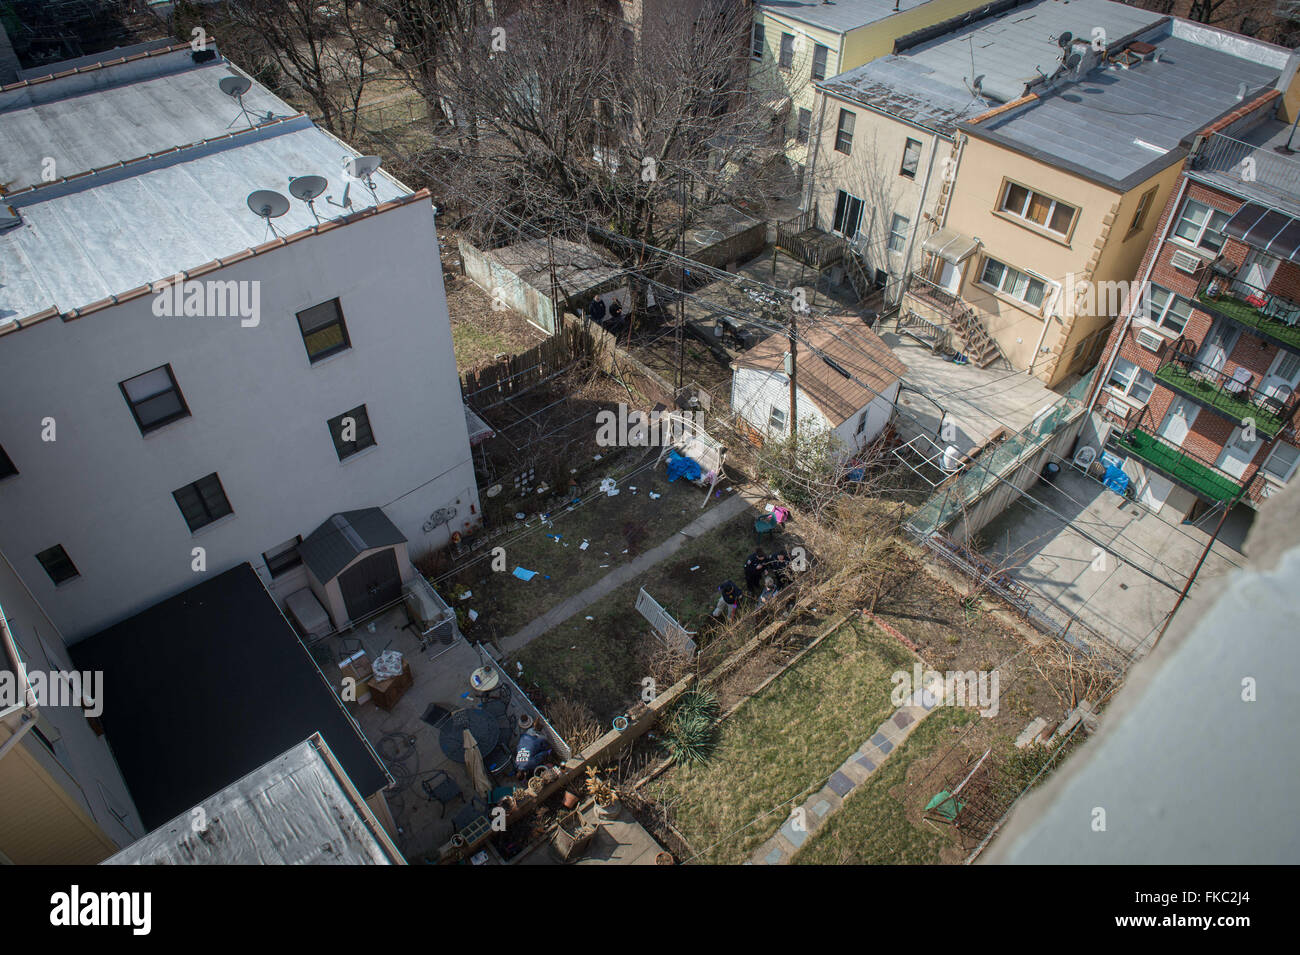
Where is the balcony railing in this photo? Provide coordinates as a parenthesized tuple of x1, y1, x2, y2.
(1192, 131, 1300, 207)
(1197, 267, 1300, 353)
(1108, 406, 1244, 503)
(1155, 337, 1297, 439)
(905, 271, 962, 311)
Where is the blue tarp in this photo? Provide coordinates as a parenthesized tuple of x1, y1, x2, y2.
(1103, 463, 1130, 498)
(665, 449, 702, 483)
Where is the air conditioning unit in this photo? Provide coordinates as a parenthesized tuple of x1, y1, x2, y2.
(1170, 249, 1202, 274)
(1136, 327, 1165, 352)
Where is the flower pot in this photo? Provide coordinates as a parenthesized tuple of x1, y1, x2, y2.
(612, 715, 630, 732)
(450, 833, 467, 849)
(597, 797, 621, 818)
(527, 776, 545, 795)
(655, 851, 674, 865)
(562, 790, 579, 809)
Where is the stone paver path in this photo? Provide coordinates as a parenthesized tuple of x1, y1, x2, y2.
(747, 681, 942, 865)
(498, 491, 752, 655)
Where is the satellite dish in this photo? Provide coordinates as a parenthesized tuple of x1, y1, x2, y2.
(1057, 31, 1073, 49)
(220, 75, 257, 130)
(289, 175, 327, 201)
(219, 75, 252, 98)
(344, 155, 382, 180)
(247, 190, 291, 238)
(290, 175, 328, 223)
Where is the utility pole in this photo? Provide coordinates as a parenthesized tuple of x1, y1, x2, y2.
(1152, 492, 1237, 647)
(676, 171, 687, 392)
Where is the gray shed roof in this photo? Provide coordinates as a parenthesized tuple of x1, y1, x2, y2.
(300, 509, 407, 584)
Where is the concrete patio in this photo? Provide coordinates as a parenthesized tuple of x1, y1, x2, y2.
(977, 466, 1246, 656)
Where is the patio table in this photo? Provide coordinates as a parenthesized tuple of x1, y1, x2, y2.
(439, 707, 501, 763)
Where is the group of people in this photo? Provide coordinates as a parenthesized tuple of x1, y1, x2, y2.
(587, 295, 625, 332)
(711, 546, 793, 619)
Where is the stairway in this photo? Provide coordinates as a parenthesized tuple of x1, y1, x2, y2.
(951, 302, 1003, 368)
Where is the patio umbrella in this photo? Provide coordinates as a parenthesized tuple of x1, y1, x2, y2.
(463, 729, 490, 799)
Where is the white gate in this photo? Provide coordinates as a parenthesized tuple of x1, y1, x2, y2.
(635, 588, 697, 656)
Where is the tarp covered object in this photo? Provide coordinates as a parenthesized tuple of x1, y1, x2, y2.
(1103, 463, 1130, 498)
(665, 449, 702, 483)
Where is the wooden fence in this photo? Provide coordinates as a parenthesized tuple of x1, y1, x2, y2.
(460, 321, 595, 410)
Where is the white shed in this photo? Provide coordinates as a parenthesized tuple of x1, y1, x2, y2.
(731, 317, 907, 457)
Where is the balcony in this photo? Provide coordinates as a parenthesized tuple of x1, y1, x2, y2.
(1154, 338, 1297, 439)
(1109, 424, 1243, 503)
(1196, 268, 1300, 354)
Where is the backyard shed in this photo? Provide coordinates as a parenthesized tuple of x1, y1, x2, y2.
(300, 509, 417, 629)
(459, 236, 628, 334)
(731, 316, 907, 455)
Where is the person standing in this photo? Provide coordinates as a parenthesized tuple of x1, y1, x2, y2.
(744, 547, 766, 594)
(588, 296, 607, 325)
(712, 579, 741, 619)
(608, 298, 624, 333)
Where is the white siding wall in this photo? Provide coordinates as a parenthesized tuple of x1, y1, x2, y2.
(0, 199, 479, 640)
(733, 368, 898, 460)
(830, 380, 901, 456)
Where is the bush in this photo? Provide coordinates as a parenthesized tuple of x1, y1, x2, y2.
(663, 688, 720, 765)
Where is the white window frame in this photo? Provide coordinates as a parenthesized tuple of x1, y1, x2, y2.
(887, 213, 909, 253)
(768, 405, 787, 433)
(832, 189, 864, 239)
(1142, 285, 1192, 335)
(778, 32, 794, 70)
(811, 43, 829, 81)
(751, 21, 765, 60)
(999, 181, 1077, 237)
(900, 138, 922, 179)
(1106, 356, 1155, 404)
(977, 256, 1050, 309)
(1260, 440, 1300, 484)
(834, 108, 855, 155)
(1171, 198, 1230, 253)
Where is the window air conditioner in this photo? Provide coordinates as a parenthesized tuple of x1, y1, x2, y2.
(1135, 327, 1164, 352)
(1170, 249, 1201, 274)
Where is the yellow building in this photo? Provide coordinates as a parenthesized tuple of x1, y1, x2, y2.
(748, 0, 994, 180)
(901, 19, 1296, 386)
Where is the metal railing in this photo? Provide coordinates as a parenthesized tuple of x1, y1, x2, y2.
(1109, 405, 1244, 503)
(904, 271, 962, 310)
(1197, 268, 1300, 350)
(1192, 131, 1300, 202)
(1156, 337, 1298, 437)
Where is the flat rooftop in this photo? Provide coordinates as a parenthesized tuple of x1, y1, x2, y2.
(487, 237, 623, 297)
(0, 49, 408, 326)
(821, 0, 1164, 127)
(105, 736, 402, 865)
(968, 21, 1286, 190)
(1188, 117, 1300, 219)
(757, 0, 933, 34)
(69, 563, 389, 831)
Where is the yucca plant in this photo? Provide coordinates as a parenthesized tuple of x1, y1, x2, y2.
(664, 689, 719, 765)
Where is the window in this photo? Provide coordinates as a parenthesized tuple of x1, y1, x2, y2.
(979, 256, 1048, 308)
(1143, 285, 1192, 334)
(999, 182, 1077, 237)
(834, 109, 855, 155)
(768, 405, 787, 432)
(1127, 187, 1157, 236)
(36, 545, 78, 585)
(778, 32, 794, 70)
(811, 43, 828, 81)
(856, 410, 868, 435)
(297, 298, 351, 363)
(1261, 441, 1300, 483)
(263, 535, 304, 577)
(328, 404, 377, 461)
(750, 21, 764, 59)
(832, 189, 864, 238)
(0, 443, 15, 479)
(172, 473, 233, 532)
(1107, 357, 1155, 403)
(900, 138, 922, 179)
(118, 364, 190, 435)
(887, 214, 909, 253)
(796, 108, 811, 145)
(1172, 199, 1230, 253)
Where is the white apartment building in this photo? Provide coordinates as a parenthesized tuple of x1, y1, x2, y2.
(0, 44, 480, 641)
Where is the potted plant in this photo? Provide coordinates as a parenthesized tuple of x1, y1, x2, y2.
(584, 766, 621, 818)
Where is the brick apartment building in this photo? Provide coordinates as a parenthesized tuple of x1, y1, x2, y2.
(1088, 88, 1300, 522)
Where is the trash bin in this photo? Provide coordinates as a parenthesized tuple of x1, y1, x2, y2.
(1042, 461, 1061, 485)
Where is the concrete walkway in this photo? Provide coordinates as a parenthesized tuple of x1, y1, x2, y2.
(748, 681, 941, 865)
(498, 491, 753, 655)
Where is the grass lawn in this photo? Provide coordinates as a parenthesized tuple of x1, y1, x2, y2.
(448, 462, 733, 643)
(510, 507, 762, 721)
(646, 619, 915, 865)
(794, 706, 979, 865)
